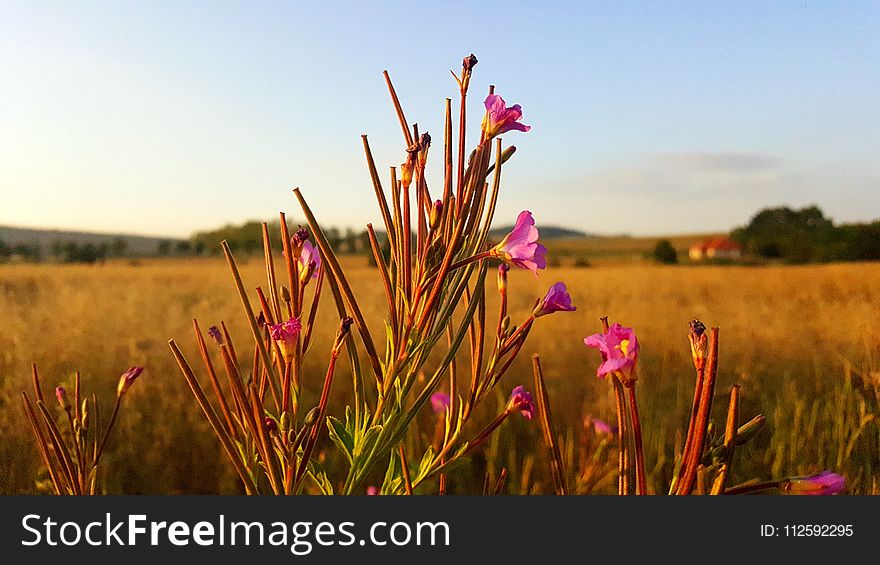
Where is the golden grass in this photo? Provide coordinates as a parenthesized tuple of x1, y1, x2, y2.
(1, 258, 878, 493)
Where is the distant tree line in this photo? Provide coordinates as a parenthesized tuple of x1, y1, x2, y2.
(190, 220, 373, 256)
(0, 237, 136, 264)
(0, 239, 41, 262)
(731, 205, 880, 264)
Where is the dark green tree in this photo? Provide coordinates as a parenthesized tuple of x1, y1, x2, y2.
(653, 239, 678, 264)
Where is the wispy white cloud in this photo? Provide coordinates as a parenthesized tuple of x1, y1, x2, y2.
(509, 152, 879, 236)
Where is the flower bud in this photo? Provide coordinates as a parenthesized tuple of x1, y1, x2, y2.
(208, 325, 224, 345)
(688, 319, 708, 371)
(291, 227, 309, 258)
(429, 200, 443, 230)
(734, 414, 766, 446)
(462, 53, 478, 72)
(418, 132, 431, 167)
(400, 143, 419, 188)
(116, 366, 144, 398)
(303, 406, 320, 427)
(55, 386, 70, 410)
(336, 316, 355, 344)
(81, 399, 90, 428)
(264, 417, 277, 433)
(497, 263, 510, 294)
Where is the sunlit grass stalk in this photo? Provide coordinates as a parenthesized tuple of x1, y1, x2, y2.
(627, 385, 648, 495)
(293, 187, 383, 384)
(170, 340, 258, 494)
(532, 354, 568, 495)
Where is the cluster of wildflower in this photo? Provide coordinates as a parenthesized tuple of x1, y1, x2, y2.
(22, 366, 144, 495)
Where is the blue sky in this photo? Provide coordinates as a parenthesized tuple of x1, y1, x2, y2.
(1, 1, 878, 237)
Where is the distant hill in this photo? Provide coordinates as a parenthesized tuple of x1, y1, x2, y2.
(489, 225, 591, 240)
(0, 225, 184, 257)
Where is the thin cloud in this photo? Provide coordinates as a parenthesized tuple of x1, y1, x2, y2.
(653, 152, 781, 173)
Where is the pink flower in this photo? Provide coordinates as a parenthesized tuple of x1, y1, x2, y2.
(298, 240, 321, 282)
(490, 211, 547, 275)
(781, 471, 846, 495)
(430, 392, 451, 414)
(116, 366, 144, 397)
(482, 94, 531, 139)
(584, 323, 640, 382)
(268, 317, 302, 362)
(533, 282, 577, 317)
(366, 486, 378, 496)
(506, 385, 536, 420)
(587, 416, 615, 435)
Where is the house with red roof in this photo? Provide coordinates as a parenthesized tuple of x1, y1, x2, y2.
(688, 237, 743, 261)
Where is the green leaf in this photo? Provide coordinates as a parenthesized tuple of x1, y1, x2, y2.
(307, 460, 334, 495)
(381, 449, 403, 495)
(355, 425, 383, 458)
(417, 446, 435, 478)
(327, 416, 354, 465)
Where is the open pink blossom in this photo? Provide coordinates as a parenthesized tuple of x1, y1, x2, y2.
(534, 282, 577, 317)
(584, 323, 639, 382)
(490, 211, 547, 275)
(366, 486, 378, 496)
(268, 317, 302, 363)
(482, 94, 531, 139)
(430, 392, 451, 414)
(781, 471, 845, 495)
(506, 385, 536, 420)
(298, 240, 321, 281)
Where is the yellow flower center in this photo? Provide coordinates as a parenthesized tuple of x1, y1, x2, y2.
(617, 339, 631, 357)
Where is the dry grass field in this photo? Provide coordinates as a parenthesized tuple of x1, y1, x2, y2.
(1, 255, 878, 494)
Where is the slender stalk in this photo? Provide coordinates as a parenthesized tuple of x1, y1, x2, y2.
(193, 319, 238, 439)
(464, 411, 510, 456)
(221, 241, 281, 390)
(294, 324, 349, 488)
(710, 385, 740, 495)
(611, 376, 630, 495)
(21, 393, 63, 494)
(279, 212, 298, 317)
(627, 385, 648, 495)
(37, 402, 79, 494)
(399, 445, 414, 495)
(493, 468, 508, 495)
(532, 355, 568, 495)
(724, 481, 781, 495)
(293, 188, 383, 384)
(362, 135, 397, 252)
(678, 327, 720, 495)
(31, 363, 45, 404)
(383, 70, 414, 147)
(169, 339, 258, 494)
(92, 396, 121, 469)
(367, 223, 398, 347)
(674, 364, 705, 492)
